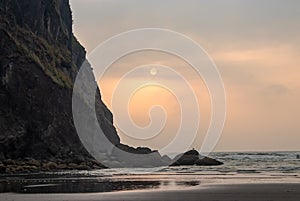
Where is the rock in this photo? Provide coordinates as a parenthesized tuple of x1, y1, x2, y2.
(90, 159, 102, 166)
(68, 163, 78, 169)
(110, 143, 167, 167)
(89, 160, 107, 169)
(3, 159, 15, 165)
(0, 164, 7, 173)
(185, 149, 200, 156)
(14, 166, 25, 172)
(161, 155, 172, 165)
(170, 150, 223, 166)
(170, 149, 199, 166)
(56, 164, 67, 170)
(76, 164, 90, 170)
(0, 152, 5, 161)
(72, 155, 85, 164)
(29, 165, 38, 171)
(43, 162, 58, 170)
(195, 157, 223, 166)
(136, 147, 153, 154)
(16, 160, 26, 166)
(26, 159, 41, 167)
(0, 159, 107, 173)
(108, 160, 122, 168)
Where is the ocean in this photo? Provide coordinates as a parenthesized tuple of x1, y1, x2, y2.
(0, 151, 299, 193)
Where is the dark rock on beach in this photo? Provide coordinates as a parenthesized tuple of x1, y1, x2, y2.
(108, 144, 171, 168)
(0, 158, 107, 174)
(170, 149, 223, 166)
(195, 157, 223, 166)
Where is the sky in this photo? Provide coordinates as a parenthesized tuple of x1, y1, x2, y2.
(70, 0, 300, 152)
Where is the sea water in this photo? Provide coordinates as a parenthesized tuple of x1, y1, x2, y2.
(0, 151, 299, 193)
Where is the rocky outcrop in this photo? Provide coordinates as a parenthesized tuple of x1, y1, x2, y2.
(0, 158, 106, 174)
(170, 150, 223, 166)
(0, 0, 119, 167)
(107, 144, 171, 168)
(0, 0, 172, 171)
(194, 156, 223, 166)
(0, 0, 222, 171)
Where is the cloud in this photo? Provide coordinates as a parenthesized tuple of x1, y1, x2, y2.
(265, 84, 289, 96)
(70, 0, 300, 151)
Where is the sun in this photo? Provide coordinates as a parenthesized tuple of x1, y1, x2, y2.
(150, 67, 158, 76)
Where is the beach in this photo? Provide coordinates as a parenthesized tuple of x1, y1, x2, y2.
(1, 152, 299, 200)
(1, 1, 299, 200)
(1, 183, 300, 201)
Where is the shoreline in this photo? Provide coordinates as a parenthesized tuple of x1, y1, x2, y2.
(0, 159, 107, 174)
(1, 182, 300, 201)
(1, 167, 299, 194)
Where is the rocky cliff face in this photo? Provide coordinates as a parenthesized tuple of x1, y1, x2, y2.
(0, 1, 223, 170)
(0, 0, 120, 163)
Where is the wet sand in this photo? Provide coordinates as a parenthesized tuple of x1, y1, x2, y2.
(1, 183, 300, 201)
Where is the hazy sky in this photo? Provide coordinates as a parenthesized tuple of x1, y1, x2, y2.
(70, 0, 300, 152)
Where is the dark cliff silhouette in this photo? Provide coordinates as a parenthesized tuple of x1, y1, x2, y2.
(0, 0, 119, 169)
(0, 0, 222, 172)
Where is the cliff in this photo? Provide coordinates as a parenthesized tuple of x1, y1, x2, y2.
(0, 1, 222, 171)
(0, 0, 120, 169)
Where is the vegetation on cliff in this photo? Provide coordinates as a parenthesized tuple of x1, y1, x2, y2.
(0, 0, 119, 172)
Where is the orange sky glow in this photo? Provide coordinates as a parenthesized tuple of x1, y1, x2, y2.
(70, 0, 300, 152)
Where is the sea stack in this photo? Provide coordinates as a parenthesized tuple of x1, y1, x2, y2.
(170, 149, 223, 166)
